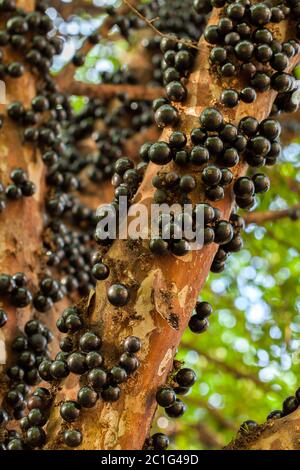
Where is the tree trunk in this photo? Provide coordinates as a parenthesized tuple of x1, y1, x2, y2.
(43, 10, 300, 450)
(1, 1, 300, 452)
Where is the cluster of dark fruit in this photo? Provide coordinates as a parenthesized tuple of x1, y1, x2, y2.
(42, 219, 97, 297)
(150, 367, 197, 449)
(153, 34, 198, 129)
(67, 95, 153, 187)
(0, 272, 32, 308)
(108, 0, 207, 88)
(0, 168, 36, 212)
(36, 308, 141, 449)
(0, 386, 52, 450)
(111, 157, 147, 206)
(2, 318, 51, 428)
(0, 0, 62, 80)
(196, 1, 300, 103)
(239, 386, 300, 435)
(0, 271, 67, 313)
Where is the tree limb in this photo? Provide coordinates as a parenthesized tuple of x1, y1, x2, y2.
(245, 205, 300, 225)
(53, 0, 139, 89)
(225, 407, 300, 450)
(63, 81, 164, 101)
(50, 0, 105, 18)
(186, 397, 236, 431)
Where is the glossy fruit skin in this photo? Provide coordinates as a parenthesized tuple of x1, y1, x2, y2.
(199, 107, 224, 131)
(239, 116, 259, 136)
(165, 399, 186, 418)
(205, 136, 223, 154)
(267, 410, 282, 420)
(166, 81, 186, 102)
(169, 131, 187, 149)
(240, 420, 258, 434)
(235, 41, 254, 61)
(26, 426, 46, 448)
(87, 368, 107, 391)
(221, 62, 235, 77)
(150, 238, 168, 255)
(176, 368, 197, 387)
(86, 351, 103, 369)
(149, 142, 172, 165)
(253, 173, 270, 193)
(259, 119, 281, 140)
(60, 401, 81, 423)
(156, 387, 176, 407)
(250, 3, 272, 26)
(124, 336, 141, 353)
(77, 387, 98, 408)
(189, 316, 209, 333)
(214, 221, 234, 245)
(92, 263, 110, 280)
(271, 52, 289, 71)
(171, 239, 190, 256)
(50, 360, 69, 380)
(63, 429, 82, 448)
(110, 366, 127, 384)
(79, 332, 101, 352)
(155, 104, 179, 128)
(101, 385, 121, 402)
(282, 396, 298, 416)
(220, 124, 237, 143)
(240, 87, 256, 103)
(107, 284, 129, 307)
(210, 46, 227, 64)
(119, 352, 139, 373)
(251, 72, 271, 91)
(196, 301, 212, 319)
(202, 166, 222, 186)
(152, 432, 169, 450)
(67, 353, 87, 375)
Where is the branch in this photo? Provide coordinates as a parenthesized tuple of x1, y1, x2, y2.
(186, 397, 236, 431)
(122, 0, 200, 51)
(64, 82, 164, 101)
(50, 0, 105, 18)
(245, 205, 300, 225)
(54, 0, 139, 89)
(225, 407, 300, 450)
(44, 10, 300, 450)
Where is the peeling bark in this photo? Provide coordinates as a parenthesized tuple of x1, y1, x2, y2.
(43, 10, 300, 450)
(0, 0, 60, 399)
(225, 408, 300, 450)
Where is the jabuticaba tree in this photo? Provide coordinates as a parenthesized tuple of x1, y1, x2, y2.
(0, 0, 300, 452)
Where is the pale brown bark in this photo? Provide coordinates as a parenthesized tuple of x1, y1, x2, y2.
(62, 82, 164, 101)
(44, 10, 300, 450)
(225, 408, 300, 450)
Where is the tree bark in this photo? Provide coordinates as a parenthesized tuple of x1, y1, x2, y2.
(225, 408, 300, 450)
(61, 82, 164, 101)
(0, 0, 64, 400)
(43, 10, 300, 450)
